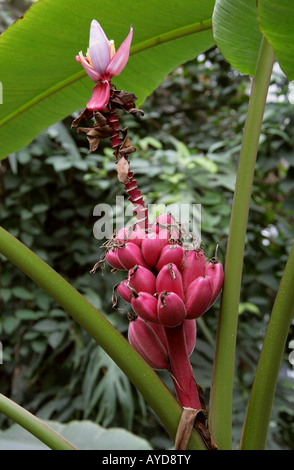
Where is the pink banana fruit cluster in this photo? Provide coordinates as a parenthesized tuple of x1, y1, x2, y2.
(107, 213, 224, 409)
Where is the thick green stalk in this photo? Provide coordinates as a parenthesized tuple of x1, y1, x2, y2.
(0, 394, 76, 450)
(240, 243, 294, 450)
(0, 226, 206, 450)
(208, 37, 275, 449)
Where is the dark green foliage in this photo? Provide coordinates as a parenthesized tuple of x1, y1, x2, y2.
(0, 46, 293, 449)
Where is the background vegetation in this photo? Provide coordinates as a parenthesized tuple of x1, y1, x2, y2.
(0, 0, 293, 449)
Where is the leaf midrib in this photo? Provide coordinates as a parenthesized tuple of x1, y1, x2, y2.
(0, 18, 212, 129)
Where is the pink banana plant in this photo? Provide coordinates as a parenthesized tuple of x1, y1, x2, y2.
(76, 20, 224, 443)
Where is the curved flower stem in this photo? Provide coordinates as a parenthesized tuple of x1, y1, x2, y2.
(107, 109, 149, 230)
(208, 37, 275, 449)
(240, 243, 294, 450)
(0, 394, 76, 450)
(0, 226, 206, 450)
(164, 324, 202, 410)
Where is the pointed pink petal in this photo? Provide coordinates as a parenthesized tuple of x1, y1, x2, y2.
(76, 55, 101, 82)
(89, 20, 111, 75)
(106, 26, 133, 78)
(87, 81, 110, 111)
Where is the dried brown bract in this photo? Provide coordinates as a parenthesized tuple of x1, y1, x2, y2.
(109, 88, 144, 117)
(74, 111, 113, 153)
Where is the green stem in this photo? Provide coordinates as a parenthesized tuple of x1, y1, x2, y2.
(240, 243, 294, 450)
(130, 19, 212, 55)
(208, 37, 275, 449)
(0, 226, 206, 450)
(0, 394, 76, 450)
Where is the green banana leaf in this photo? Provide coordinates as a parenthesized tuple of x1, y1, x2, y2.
(257, 0, 294, 80)
(212, 0, 263, 77)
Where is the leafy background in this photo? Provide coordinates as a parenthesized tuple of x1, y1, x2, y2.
(0, 0, 294, 449)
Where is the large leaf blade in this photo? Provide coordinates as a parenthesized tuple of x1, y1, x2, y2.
(0, 0, 215, 160)
(257, 0, 294, 80)
(0, 420, 152, 450)
(212, 0, 263, 76)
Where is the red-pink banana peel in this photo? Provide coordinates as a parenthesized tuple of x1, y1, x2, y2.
(157, 291, 187, 328)
(154, 213, 173, 227)
(141, 233, 168, 267)
(128, 317, 169, 370)
(128, 265, 157, 295)
(117, 242, 149, 270)
(156, 263, 184, 300)
(185, 276, 213, 319)
(148, 322, 168, 350)
(138, 319, 196, 356)
(156, 244, 185, 271)
(115, 226, 145, 247)
(151, 213, 173, 233)
(184, 319, 197, 357)
(117, 279, 133, 303)
(151, 213, 181, 241)
(204, 260, 224, 307)
(164, 323, 202, 409)
(131, 291, 159, 323)
(180, 250, 207, 292)
(106, 248, 126, 270)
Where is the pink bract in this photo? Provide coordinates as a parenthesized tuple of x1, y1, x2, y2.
(76, 20, 133, 110)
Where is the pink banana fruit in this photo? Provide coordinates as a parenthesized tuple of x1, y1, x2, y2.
(117, 279, 133, 303)
(141, 232, 168, 267)
(106, 248, 126, 270)
(128, 265, 157, 295)
(155, 244, 185, 271)
(128, 317, 169, 370)
(115, 226, 145, 247)
(148, 322, 168, 350)
(131, 291, 158, 323)
(184, 319, 197, 357)
(151, 213, 181, 241)
(205, 260, 224, 306)
(180, 249, 207, 292)
(156, 263, 184, 300)
(185, 275, 213, 319)
(117, 242, 149, 270)
(157, 291, 187, 328)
